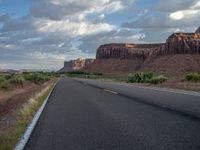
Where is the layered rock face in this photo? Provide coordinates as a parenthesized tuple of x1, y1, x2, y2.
(96, 32, 200, 60)
(59, 58, 94, 72)
(161, 33, 200, 55)
(60, 27, 200, 74)
(88, 27, 200, 74)
(96, 43, 164, 60)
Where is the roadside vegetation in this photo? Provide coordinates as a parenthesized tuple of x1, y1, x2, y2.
(127, 72, 168, 84)
(185, 72, 200, 82)
(65, 70, 200, 92)
(0, 71, 59, 149)
(66, 71, 103, 79)
(0, 83, 54, 150)
(65, 71, 169, 85)
(0, 72, 59, 90)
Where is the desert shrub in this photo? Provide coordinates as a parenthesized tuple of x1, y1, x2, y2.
(67, 71, 90, 75)
(50, 71, 60, 77)
(9, 76, 24, 85)
(66, 71, 103, 78)
(24, 73, 50, 84)
(128, 72, 167, 84)
(0, 80, 10, 89)
(0, 76, 5, 83)
(185, 73, 200, 82)
(128, 73, 140, 83)
(4, 73, 16, 80)
(128, 72, 154, 83)
(149, 75, 168, 84)
(92, 72, 103, 76)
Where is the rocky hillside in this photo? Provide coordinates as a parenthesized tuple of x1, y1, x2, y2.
(196, 27, 200, 33)
(59, 58, 94, 72)
(87, 27, 200, 75)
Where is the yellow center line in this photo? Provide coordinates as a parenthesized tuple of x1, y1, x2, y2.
(103, 89, 118, 95)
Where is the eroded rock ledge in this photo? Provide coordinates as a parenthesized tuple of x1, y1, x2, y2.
(96, 29, 200, 60)
(96, 43, 163, 60)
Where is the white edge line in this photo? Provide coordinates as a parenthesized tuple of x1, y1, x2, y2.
(104, 89, 118, 95)
(14, 79, 59, 150)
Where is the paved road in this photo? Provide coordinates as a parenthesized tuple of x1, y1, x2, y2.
(75, 78, 200, 118)
(26, 77, 200, 150)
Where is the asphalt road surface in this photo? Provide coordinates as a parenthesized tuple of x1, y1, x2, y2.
(25, 77, 200, 150)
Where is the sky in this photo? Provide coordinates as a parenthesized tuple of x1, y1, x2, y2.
(0, 0, 200, 70)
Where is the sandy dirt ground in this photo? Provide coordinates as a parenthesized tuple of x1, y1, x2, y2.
(0, 80, 54, 134)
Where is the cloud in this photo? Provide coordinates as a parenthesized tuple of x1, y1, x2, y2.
(78, 28, 144, 53)
(122, 0, 200, 42)
(0, 13, 10, 23)
(169, 10, 199, 20)
(30, 0, 126, 20)
(0, 0, 137, 69)
(1, 0, 199, 69)
(154, 0, 198, 12)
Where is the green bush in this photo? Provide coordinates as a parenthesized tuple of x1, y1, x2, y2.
(149, 75, 168, 84)
(24, 73, 50, 84)
(128, 72, 167, 84)
(128, 72, 154, 83)
(185, 73, 200, 82)
(0, 80, 10, 89)
(67, 71, 90, 75)
(92, 72, 103, 76)
(50, 71, 60, 77)
(4, 73, 15, 80)
(0, 76, 5, 83)
(66, 71, 103, 78)
(9, 76, 24, 85)
(23, 73, 33, 81)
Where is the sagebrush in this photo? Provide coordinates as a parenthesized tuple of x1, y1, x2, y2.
(128, 72, 168, 84)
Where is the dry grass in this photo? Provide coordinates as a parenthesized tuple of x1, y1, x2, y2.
(0, 83, 54, 150)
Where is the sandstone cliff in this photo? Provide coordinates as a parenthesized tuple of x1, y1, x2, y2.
(161, 33, 200, 55)
(96, 43, 163, 60)
(59, 58, 94, 72)
(87, 27, 200, 75)
(96, 32, 200, 60)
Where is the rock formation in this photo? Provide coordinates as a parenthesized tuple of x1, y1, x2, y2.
(87, 27, 200, 74)
(196, 27, 200, 33)
(60, 27, 200, 74)
(96, 43, 163, 60)
(96, 32, 200, 60)
(161, 33, 200, 55)
(59, 58, 94, 72)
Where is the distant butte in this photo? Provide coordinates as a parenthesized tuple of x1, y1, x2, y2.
(60, 27, 200, 75)
(59, 58, 94, 72)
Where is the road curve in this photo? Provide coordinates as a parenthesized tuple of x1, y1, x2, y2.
(25, 77, 200, 150)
